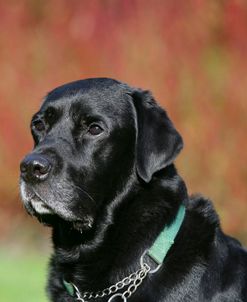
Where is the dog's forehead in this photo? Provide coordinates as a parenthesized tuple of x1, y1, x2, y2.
(41, 78, 132, 115)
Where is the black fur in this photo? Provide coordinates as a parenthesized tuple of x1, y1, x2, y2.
(20, 78, 247, 301)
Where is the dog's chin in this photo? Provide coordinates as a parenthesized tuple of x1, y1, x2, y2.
(20, 183, 94, 233)
(34, 213, 94, 234)
(29, 203, 94, 233)
(29, 201, 94, 232)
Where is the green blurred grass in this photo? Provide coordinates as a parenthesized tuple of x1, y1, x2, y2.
(0, 251, 48, 302)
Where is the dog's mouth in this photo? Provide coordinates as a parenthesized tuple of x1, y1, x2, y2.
(20, 181, 94, 232)
(29, 196, 54, 215)
(20, 181, 54, 216)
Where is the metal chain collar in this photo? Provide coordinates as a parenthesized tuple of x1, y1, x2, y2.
(71, 251, 158, 302)
(65, 205, 185, 301)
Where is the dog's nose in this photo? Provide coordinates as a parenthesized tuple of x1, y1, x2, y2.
(20, 154, 51, 182)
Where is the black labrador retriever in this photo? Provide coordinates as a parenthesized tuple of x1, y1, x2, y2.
(20, 78, 247, 302)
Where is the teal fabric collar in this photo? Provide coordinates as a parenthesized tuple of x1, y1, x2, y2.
(63, 204, 186, 297)
(63, 279, 75, 297)
(147, 204, 186, 264)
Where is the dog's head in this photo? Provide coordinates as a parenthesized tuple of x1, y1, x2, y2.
(19, 78, 183, 232)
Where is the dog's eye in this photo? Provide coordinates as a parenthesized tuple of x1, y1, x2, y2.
(88, 124, 103, 135)
(33, 120, 45, 132)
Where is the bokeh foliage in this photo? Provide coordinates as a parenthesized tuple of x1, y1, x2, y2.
(0, 0, 246, 245)
(0, 251, 47, 302)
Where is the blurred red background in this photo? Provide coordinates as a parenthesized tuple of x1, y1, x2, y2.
(0, 0, 246, 247)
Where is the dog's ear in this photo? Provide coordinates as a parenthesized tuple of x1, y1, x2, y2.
(132, 90, 183, 183)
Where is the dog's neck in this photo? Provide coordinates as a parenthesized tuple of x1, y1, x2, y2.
(51, 165, 189, 291)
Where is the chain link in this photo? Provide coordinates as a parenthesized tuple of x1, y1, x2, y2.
(122, 264, 150, 300)
(72, 262, 151, 301)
